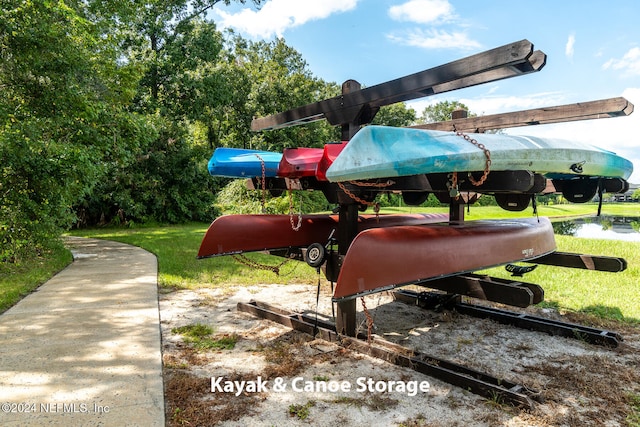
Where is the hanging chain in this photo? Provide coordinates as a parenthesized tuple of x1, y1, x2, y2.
(337, 182, 380, 214)
(254, 154, 267, 213)
(454, 129, 492, 186)
(347, 180, 395, 188)
(336, 180, 394, 216)
(287, 187, 303, 231)
(313, 267, 322, 336)
(360, 297, 374, 344)
(231, 253, 293, 275)
(447, 171, 459, 199)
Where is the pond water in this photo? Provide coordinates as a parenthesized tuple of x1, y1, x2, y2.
(552, 216, 640, 242)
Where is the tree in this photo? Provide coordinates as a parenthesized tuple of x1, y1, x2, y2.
(0, 1, 149, 261)
(371, 103, 417, 127)
(417, 100, 475, 124)
(75, 1, 263, 225)
(113, 0, 262, 112)
(235, 36, 341, 151)
(211, 36, 343, 214)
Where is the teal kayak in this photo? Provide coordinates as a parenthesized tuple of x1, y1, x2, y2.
(325, 126, 633, 181)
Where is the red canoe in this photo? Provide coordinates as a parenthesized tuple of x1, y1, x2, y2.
(198, 213, 449, 258)
(333, 217, 556, 300)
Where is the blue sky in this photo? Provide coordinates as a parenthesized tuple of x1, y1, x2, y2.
(211, 0, 640, 183)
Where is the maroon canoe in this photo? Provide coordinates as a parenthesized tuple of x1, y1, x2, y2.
(198, 213, 449, 258)
(333, 217, 556, 300)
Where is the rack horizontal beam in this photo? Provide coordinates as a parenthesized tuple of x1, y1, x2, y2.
(411, 97, 634, 132)
(252, 40, 546, 131)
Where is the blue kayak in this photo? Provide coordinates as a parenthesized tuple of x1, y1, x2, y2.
(325, 126, 634, 181)
(208, 148, 283, 178)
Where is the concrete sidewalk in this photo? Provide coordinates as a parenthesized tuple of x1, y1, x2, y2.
(0, 237, 164, 426)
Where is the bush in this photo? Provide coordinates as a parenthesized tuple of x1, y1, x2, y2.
(215, 179, 331, 215)
(74, 119, 220, 226)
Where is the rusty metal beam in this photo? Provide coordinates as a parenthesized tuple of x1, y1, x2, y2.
(394, 290, 623, 347)
(415, 274, 543, 307)
(237, 300, 537, 408)
(411, 97, 634, 133)
(453, 303, 622, 347)
(252, 40, 546, 131)
(526, 251, 627, 272)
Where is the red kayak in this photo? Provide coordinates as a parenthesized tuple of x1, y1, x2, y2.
(277, 147, 323, 178)
(198, 213, 449, 258)
(316, 142, 347, 181)
(276, 142, 348, 181)
(333, 217, 556, 300)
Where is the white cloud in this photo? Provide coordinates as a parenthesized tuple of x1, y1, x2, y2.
(464, 92, 567, 116)
(388, 0, 456, 24)
(407, 89, 640, 183)
(565, 33, 575, 61)
(386, 1, 479, 51)
(602, 47, 640, 77)
(214, 0, 358, 38)
(406, 92, 565, 123)
(387, 28, 481, 50)
(505, 87, 640, 183)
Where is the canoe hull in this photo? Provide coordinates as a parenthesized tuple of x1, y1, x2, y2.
(333, 217, 556, 300)
(325, 126, 633, 181)
(198, 213, 449, 258)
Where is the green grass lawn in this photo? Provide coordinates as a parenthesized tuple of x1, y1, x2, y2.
(0, 244, 72, 314)
(67, 223, 320, 290)
(379, 201, 640, 219)
(477, 235, 640, 322)
(3, 203, 640, 323)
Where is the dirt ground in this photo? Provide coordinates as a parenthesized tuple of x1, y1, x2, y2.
(159, 282, 640, 427)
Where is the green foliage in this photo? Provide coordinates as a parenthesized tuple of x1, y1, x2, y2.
(172, 323, 214, 337)
(216, 179, 331, 215)
(73, 2, 336, 226)
(627, 393, 640, 427)
(76, 117, 220, 225)
(417, 100, 475, 124)
(233, 36, 341, 151)
(172, 323, 239, 350)
(0, 0, 142, 261)
(288, 401, 316, 420)
(371, 103, 417, 127)
(0, 243, 72, 314)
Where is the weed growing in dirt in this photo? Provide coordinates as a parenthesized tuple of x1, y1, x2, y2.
(261, 340, 306, 378)
(484, 390, 506, 409)
(288, 400, 316, 420)
(172, 323, 239, 350)
(627, 393, 640, 427)
(329, 393, 398, 411)
(172, 323, 213, 337)
(397, 414, 428, 426)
